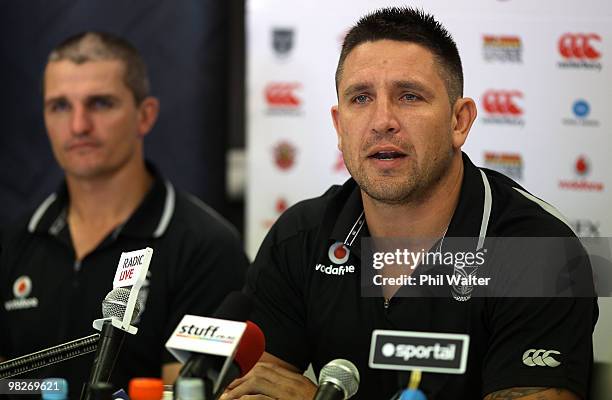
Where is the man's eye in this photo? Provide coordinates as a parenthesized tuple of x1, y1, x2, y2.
(90, 98, 114, 109)
(353, 94, 370, 104)
(49, 100, 70, 112)
(401, 93, 419, 102)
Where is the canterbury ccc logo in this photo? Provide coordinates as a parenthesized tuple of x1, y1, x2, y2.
(558, 33, 601, 60)
(482, 90, 523, 115)
(522, 349, 561, 367)
(265, 82, 301, 107)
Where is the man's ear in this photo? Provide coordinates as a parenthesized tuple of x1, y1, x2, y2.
(136, 96, 160, 138)
(331, 105, 343, 151)
(450, 97, 477, 149)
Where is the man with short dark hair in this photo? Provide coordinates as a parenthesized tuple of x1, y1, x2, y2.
(0, 32, 248, 398)
(222, 8, 597, 400)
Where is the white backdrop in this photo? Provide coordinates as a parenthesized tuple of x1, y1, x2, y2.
(245, 0, 612, 363)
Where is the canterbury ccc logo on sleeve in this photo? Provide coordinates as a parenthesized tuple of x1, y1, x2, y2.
(522, 349, 561, 367)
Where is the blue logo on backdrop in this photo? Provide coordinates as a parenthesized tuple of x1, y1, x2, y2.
(572, 100, 590, 118)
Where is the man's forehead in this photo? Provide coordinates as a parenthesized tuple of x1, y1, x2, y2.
(339, 40, 439, 87)
(44, 59, 127, 95)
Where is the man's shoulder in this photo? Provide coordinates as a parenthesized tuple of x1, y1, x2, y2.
(483, 168, 575, 237)
(0, 206, 45, 245)
(171, 190, 242, 242)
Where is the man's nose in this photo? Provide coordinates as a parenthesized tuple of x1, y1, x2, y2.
(70, 105, 93, 135)
(371, 98, 400, 135)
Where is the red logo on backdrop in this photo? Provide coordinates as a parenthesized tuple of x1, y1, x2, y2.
(559, 33, 601, 60)
(265, 82, 301, 107)
(273, 141, 296, 170)
(482, 90, 523, 115)
(575, 156, 590, 176)
(276, 198, 288, 213)
(261, 197, 290, 229)
(559, 155, 604, 191)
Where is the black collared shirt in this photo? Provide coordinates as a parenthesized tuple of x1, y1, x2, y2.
(246, 153, 598, 399)
(0, 164, 248, 398)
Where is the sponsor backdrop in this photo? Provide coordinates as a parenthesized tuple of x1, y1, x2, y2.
(246, 0, 612, 363)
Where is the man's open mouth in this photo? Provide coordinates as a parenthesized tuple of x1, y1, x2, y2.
(369, 151, 406, 160)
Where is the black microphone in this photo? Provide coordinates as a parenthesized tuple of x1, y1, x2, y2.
(82, 287, 144, 400)
(313, 359, 360, 400)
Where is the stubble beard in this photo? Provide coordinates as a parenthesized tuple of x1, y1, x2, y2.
(346, 146, 454, 206)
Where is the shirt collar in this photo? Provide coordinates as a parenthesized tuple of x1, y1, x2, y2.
(329, 152, 485, 249)
(27, 162, 175, 239)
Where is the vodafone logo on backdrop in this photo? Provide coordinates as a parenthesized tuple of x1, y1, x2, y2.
(558, 156, 604, 191)
(480, 90, 524, 126)
(265, 82, 302, 115)
(557, 33, 602, 70)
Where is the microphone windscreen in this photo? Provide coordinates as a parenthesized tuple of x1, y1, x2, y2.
(318, 359, 360, 399)
(213, 291, 253, 321)
(234, 321, 265, 375)
(101, 287, 143, 322)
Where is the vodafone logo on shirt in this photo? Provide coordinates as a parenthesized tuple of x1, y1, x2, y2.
(13, 276, 32, 298)
(314, 242, 355, 276)
(4, 276, 39, 311)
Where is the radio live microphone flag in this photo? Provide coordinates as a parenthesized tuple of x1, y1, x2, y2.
(82, 248, 153, 400)
(167, 291, 253, 397)
(313, 359, 360, 400)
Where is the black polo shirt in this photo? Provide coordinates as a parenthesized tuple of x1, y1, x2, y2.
(0, 164, 248, 398)
(246, 153, 598, 400)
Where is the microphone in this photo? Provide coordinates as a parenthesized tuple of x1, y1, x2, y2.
(178, 291, 252, 379)
(212, 320, 265, 399)
(313, 359, 360, 400)
(172, 291, 254, 399)
(82, 287, 144, 400)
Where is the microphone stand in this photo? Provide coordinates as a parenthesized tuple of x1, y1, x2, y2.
(0, 334, 100, 378)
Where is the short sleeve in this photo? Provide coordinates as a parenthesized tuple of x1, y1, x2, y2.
(245, 223, 310, 371)
(481, 297, 598, 398)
